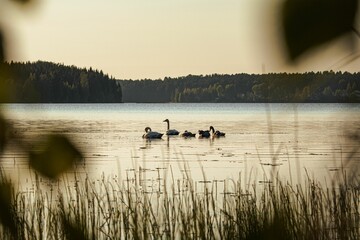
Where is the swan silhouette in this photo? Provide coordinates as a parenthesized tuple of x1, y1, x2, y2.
(198, 128, 211, 138)
(163, 119, 180, 135)
(142, 127, 163, 139)
(210, 126, 225, 137)
(180, 130, 196, 138)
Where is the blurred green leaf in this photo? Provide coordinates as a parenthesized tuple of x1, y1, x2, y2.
(282, 0, 358, 60)
(0, 180, 19, 238)
(0, 67, 13, 103)
(0, 116, 9, 154)
(29, 134, 83, 179)
(10, 0, 33, 4)
(0, 31, 4, 62)
(0, 30, 12, 103)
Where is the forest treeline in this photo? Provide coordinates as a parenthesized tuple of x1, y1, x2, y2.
(119, 72, 360, 103)
(0, 61, 359, 103)
(0, 61, 122, 103)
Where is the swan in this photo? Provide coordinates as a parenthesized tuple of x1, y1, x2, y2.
(198, 129, 211, 138)
(180, 130, 196, 138)
(163, 119, 179, 135)
(210, 126, 225, 137)
(142, 127, 163, 139)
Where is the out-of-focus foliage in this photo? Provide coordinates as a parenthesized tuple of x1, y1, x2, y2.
(10, 0, 33, 4)
(0, 2, 85, 238)
(0, 177, 20, 239)
(29, 135, 83, 179)
(120, 71, 360, 103)
(0, 31, 10, 103)
(282, 0, 359, 60)
(0, 66, 12, 103)
(0, 31, 4, 62)
(0, 61, 122, 103)
(0, 115, 11, 154)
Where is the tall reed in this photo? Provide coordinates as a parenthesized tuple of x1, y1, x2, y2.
(0, 166, 359, 240)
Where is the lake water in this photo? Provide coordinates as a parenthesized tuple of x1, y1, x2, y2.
(1, 103, 360, 190)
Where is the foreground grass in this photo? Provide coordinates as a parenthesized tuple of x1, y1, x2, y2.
(1, 169, 360, 240)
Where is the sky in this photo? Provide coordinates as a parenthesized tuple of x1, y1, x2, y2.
(2, 0, 360, 79)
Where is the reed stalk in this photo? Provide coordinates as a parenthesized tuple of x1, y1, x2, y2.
(0, 166, 359, 239)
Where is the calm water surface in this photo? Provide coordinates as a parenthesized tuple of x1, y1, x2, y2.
(2, 103, 360, 188)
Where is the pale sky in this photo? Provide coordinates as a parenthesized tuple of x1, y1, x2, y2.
(2, 0, 360, 79)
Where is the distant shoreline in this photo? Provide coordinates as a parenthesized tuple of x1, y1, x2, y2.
(1, 61, 359, 103)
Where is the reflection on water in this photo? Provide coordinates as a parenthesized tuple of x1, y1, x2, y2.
(1, 103, 360, 189)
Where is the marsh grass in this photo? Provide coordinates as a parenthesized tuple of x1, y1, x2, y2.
(0, 165, 359, 240)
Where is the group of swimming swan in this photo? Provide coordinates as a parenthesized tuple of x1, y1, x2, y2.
(142, 119, 226, 139)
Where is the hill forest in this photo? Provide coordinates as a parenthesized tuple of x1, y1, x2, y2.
(0, 61, 359, 103)
(0, 61, 122, 103)
(120, 72, 360, 103)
